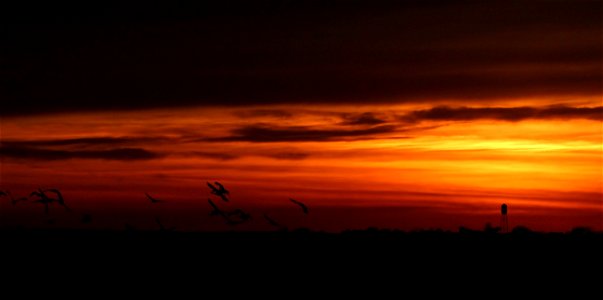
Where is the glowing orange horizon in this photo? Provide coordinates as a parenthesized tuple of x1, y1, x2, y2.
(1, 101, 601, 232)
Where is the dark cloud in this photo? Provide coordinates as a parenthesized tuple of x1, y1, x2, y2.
(1, 136, 166, 148)
(263, 152, 310, 160)
(401, 106, 603, 123)
(188, 151, 310, 160)
(1, 1, 600, 115)
(0, 146, 162, 161)
(189, 151, 239, 161)
(207, 125, 397, 142)
(340, 112, 387, 126)
(234, 109, 293, 119)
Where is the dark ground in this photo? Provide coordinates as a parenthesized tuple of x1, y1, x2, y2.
(2, 228, 601, 290)
(3, 227, 601, 259)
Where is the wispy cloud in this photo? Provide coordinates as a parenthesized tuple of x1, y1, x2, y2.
(401, 106, 603, 123)
(205, 125, 397, 142)
(1, 136, 168, 148)
(340, 112, 387, 126)
(188, 151, 310, 161)
(0, 146, 163, 161)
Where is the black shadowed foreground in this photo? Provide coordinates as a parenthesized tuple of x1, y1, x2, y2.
(2, 227, 601, 260)
(2, 228, 601, 285)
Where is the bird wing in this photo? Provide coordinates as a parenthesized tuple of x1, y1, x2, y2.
(215, 182, 225, 192)
(207, 182, 217, 192)
(208, 199, 219, 210)
(44, 189, 63, 200)
(145, 193, 161, 202)
(289, 198, 308, 214)
(264, 214, 279, 227)
(219, 194, 229, 202)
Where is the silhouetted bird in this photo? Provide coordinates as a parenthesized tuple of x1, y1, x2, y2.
(264, 214, 286, 230)
(30, 189, 54, 214)
(2, 191, 28, 205)
(207, 182, 229, 202)
(208, 198, 227, 217)
(44, 189, 70, 212)
(145, 193, 164, 204)
(214, 182, 229, 194)
(289, 198, 309, 214)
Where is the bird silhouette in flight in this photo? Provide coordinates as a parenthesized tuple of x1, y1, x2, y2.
(44, 189, 71, 212)
(264, 214, 287, 230)
(207, 181, 229, 202)
(30, 189, 54, 214)
(145, 193, 164, 204)
(208, 199, 228, 218)
(2, 191, 28, 205)
(289, 198, 309, 214)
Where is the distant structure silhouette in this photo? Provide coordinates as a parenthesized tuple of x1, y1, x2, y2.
(500, 203, 509, 233)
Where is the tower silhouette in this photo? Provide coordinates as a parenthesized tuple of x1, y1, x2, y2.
(500, 203, 509, 233)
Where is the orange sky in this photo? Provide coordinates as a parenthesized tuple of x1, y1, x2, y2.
(1, 98, 601, 232)
(2, 1, 602, 234)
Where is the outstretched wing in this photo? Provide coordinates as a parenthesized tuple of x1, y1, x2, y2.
(12, 197, 28, 205)
(264, 214, 280, 227)
(145, 193, 162, 203)
(219, 194, 229, 202)
(289, 198, 309, 214)
(215, 182, 228, 194)
(208, 198, 219, 210)
(44, 189, 63, 201)
(207, 182, 218, 192)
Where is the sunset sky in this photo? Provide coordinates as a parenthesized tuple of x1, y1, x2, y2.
(1, 1, 601, 231)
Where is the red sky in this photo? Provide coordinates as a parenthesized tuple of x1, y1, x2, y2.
(1, 99, 601, 231)
(1, 1, 601, 231)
